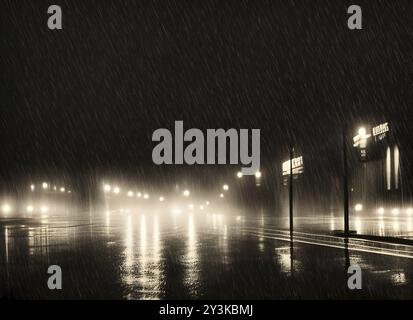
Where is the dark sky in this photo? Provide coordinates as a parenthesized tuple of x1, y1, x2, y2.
(1, 0, 412, 188)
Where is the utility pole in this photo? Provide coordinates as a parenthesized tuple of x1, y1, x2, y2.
(289, 145, 294, 239)
(343, 127, 349, 236)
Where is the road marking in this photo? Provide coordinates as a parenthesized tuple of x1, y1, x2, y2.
(242, 227, 413, 259)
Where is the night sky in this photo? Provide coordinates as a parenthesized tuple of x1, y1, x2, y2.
(1, 0, 412, 190)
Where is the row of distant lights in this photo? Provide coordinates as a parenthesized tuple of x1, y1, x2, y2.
(104, 184, 150, 199)
(103, 171, 261, 202)
(1, 182, 68, 214)
(30, 182, 71, 193)
(103, 184, 215, 208)
(1, 203, 49, 214)
(104, 184, 195, 202)
(354, 203, 413, 215)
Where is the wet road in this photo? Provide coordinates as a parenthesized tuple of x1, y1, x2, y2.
(1, 208, 413, 299)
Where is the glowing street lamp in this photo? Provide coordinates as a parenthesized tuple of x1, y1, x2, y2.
(60, 187, 65, 192)
(104, 184, 111, 192)
(159, 196, 164, 202)
(137, 192, 142, 198)
(1, 204, 11, 214)
(143, 194, 149, 199)
(354, 204, 363, 212)
(183, 190, 190, 197)
(255, 171, 262, 179)
(41, 205, 49, 213)
(26, 205, 34, 213)
(222, 184, 229, 191)
(127, 191, 134, 197)
(42, 182, 48, 190)
(237, 171, 243, 178)
(30, 184, 35, 191)
(220, 193, 224, 198)
(358, 127, 366, 136)
(353, 126, 371, 151)
(113, 186, 120, 194)
(392, 208, 400, 216)
(377, 207, 384, 215)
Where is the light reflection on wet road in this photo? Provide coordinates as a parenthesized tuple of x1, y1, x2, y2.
(1, 208, 413, 299)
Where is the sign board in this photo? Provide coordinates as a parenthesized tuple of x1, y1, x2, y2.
(282, 156, 304, 176)
(372, 122, 389, 142)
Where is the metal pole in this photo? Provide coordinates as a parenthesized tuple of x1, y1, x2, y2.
(343, 127, 349, 236)
(289, 145, 294, 239)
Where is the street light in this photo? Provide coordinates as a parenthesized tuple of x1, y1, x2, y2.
(143, 194, 149, 199)
(220, 193, 224, 198)
(26, 205, 34, 213)
(377, 207, 384, 214)
(222, 184, 229, 191)
(159, 196, 164, 202)
(127, 191, 134, 197)
(113, 186, 120, 194)
(353, 126, 371, 149)
(60, 187, 65, 192)
(104, 184, 111, 192)
(30, 184, 35, 191)
(237, 171, 243, 178)
(42, 182, 48, 190)
(137, 192, 142, 198)
(1, 204, 11, 214)
(183, 190, 190, 197)
(392, 208, 400, 215)
(255, 171, 262, 179)
(354, 204, 363, 212)
(358, 127, 367, 136)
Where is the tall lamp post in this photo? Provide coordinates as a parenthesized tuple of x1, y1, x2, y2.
(344, 125, 371, 236)
(289, 146, 294, 239)
(342, 127, 349, 236)
(282, 148, 303, 239)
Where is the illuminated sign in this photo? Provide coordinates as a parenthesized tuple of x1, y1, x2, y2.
(353, 130, 371, 148)
(372, 122, 389, 141)
(282, 156, 304, 176)
(353, 122, 391, 162)
(353, 128, 371, 161)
